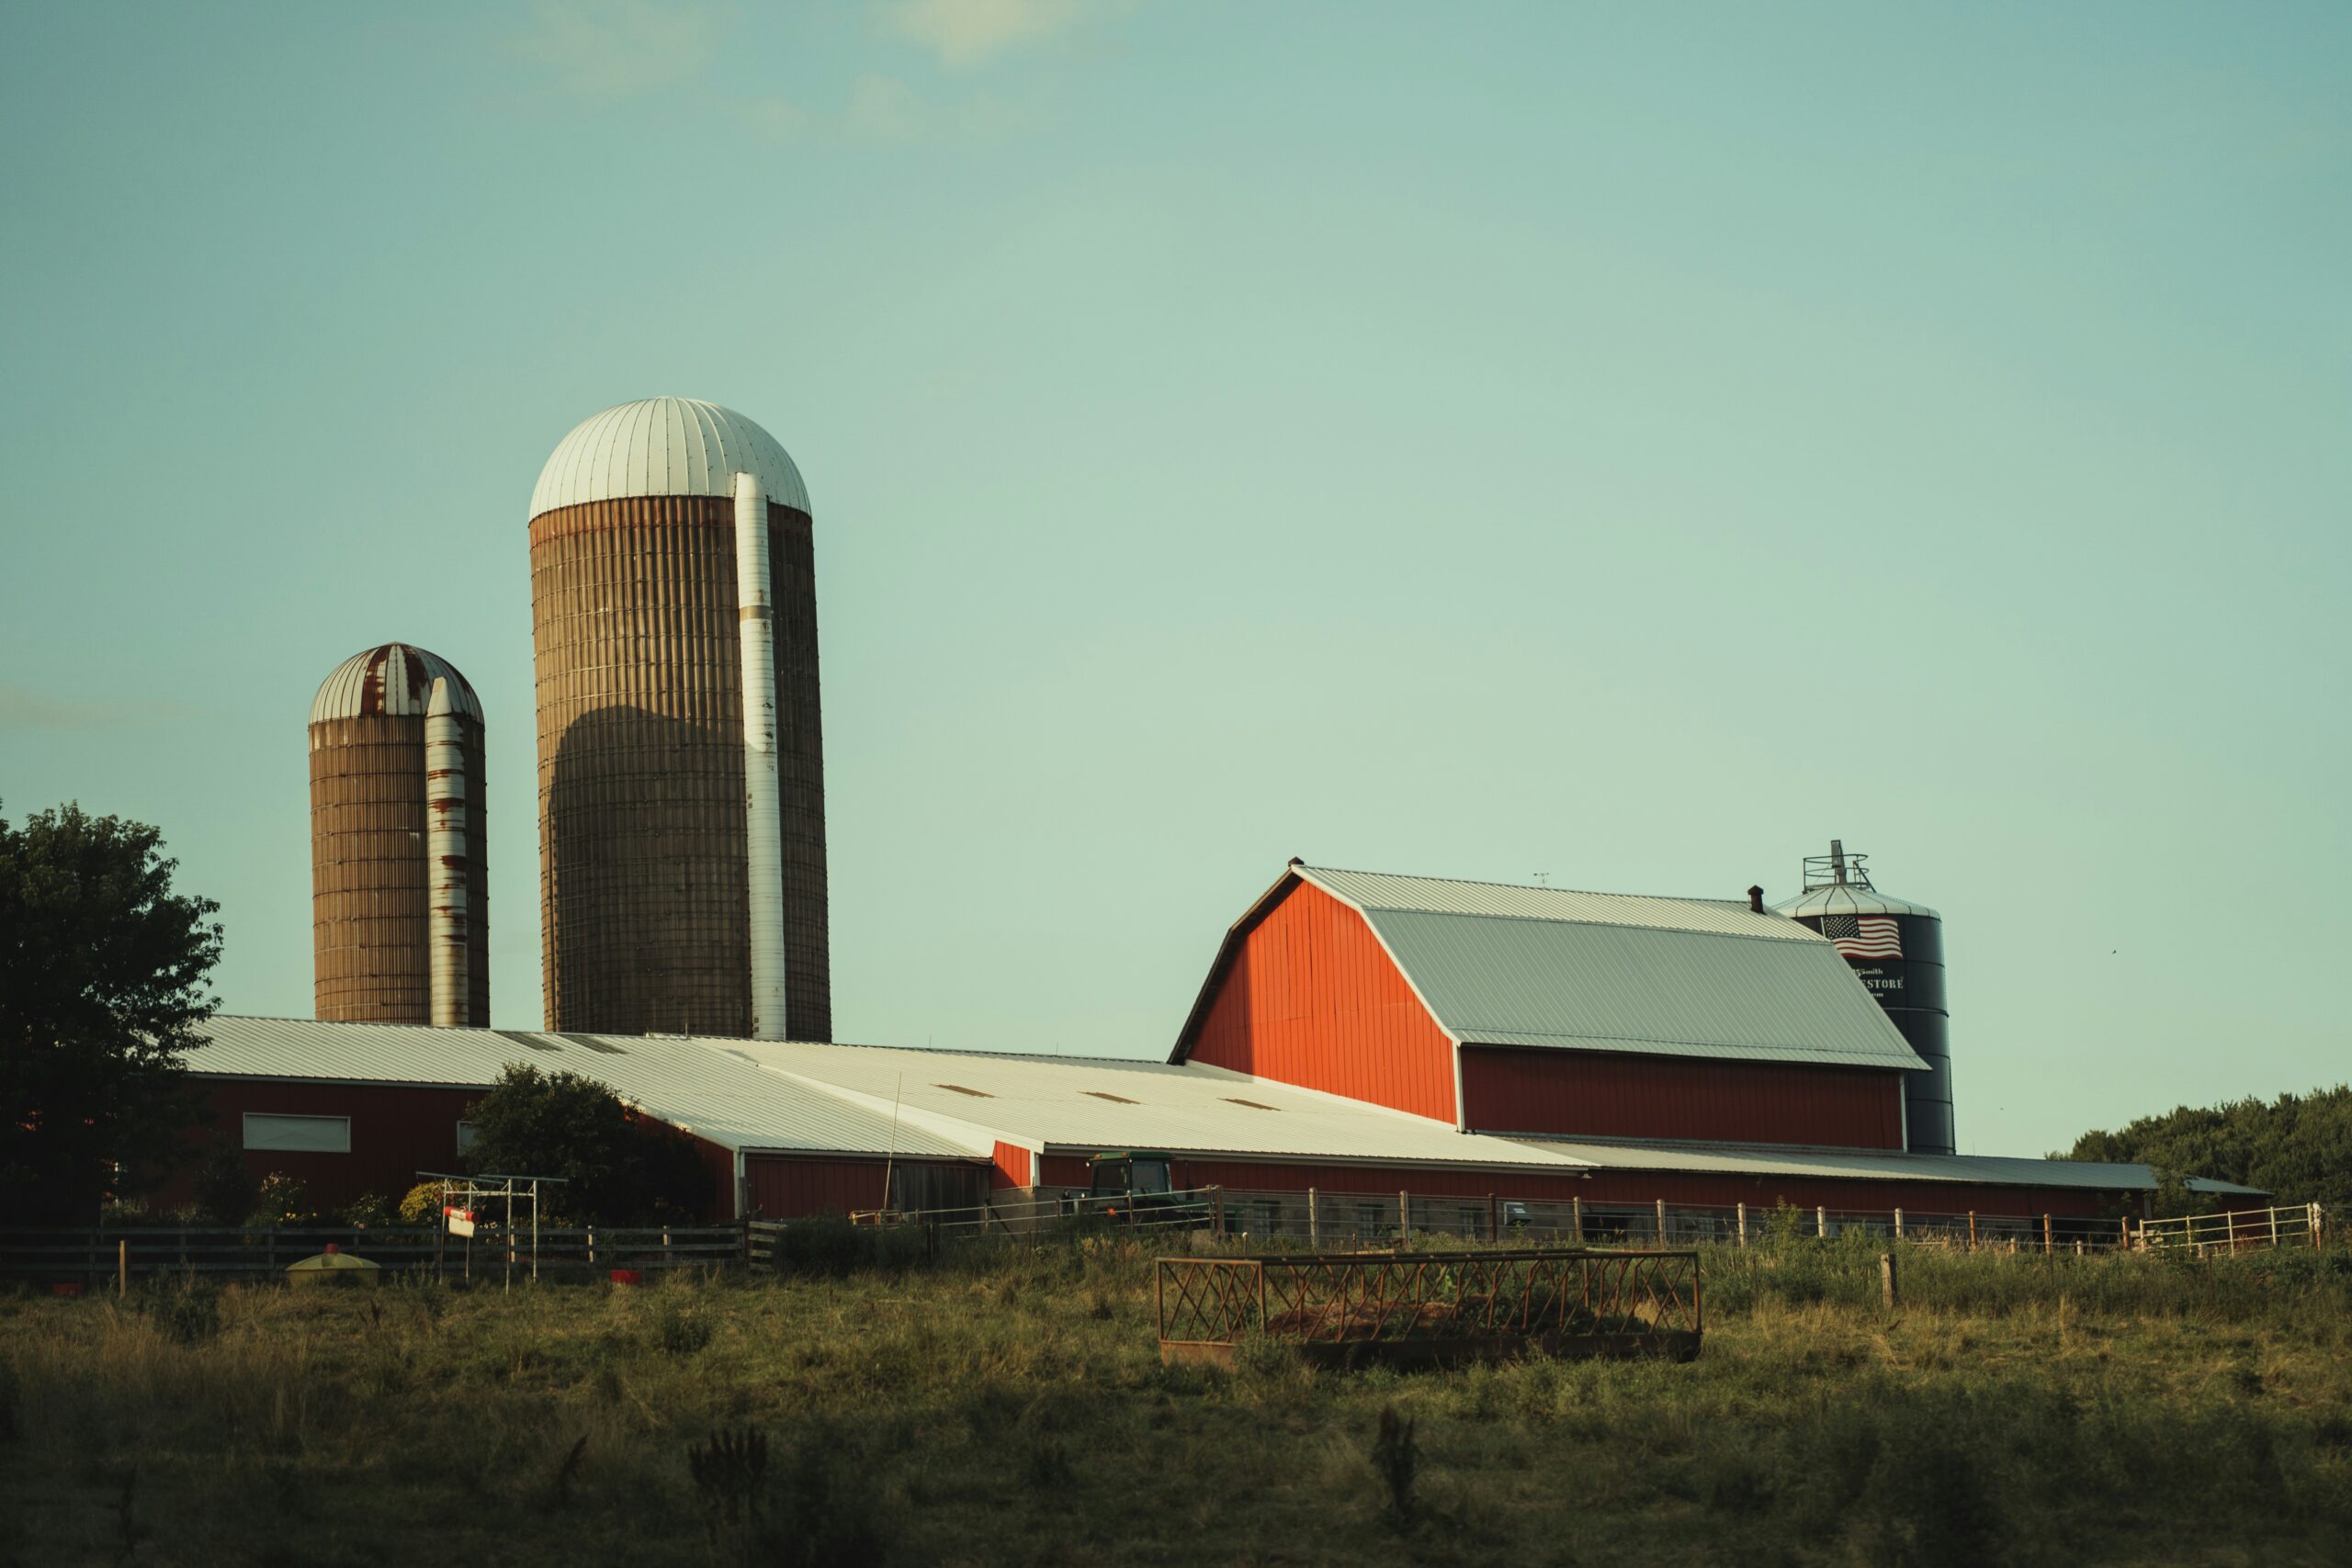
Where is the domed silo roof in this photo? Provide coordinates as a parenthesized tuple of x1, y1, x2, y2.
(310, 644, 482, 726)
(528, 397, 810, 520)
(1773, 885, 1940, 920)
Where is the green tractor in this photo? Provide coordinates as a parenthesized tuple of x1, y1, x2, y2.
(1083, 1151, 1210, 1227)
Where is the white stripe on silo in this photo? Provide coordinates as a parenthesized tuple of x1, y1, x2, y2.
(735, 470, 787, 1039)
(425, 678, 469, 1028)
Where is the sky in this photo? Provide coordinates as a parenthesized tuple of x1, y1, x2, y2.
(2, 1, 2346, 1160)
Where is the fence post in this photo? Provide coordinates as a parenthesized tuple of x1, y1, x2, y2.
(2042, 1214, 2052, 1255)
(1398, 1190, 1410, 1242)
(1736, 1201, 1747, 1247)
(1815, 1206, 1826, 1240)
(118, 1238, 129, 1298)
(2312, 1201, 2324, 1252)
(1487, 1193, 1498, 1245)
(1655, 1199, 1668, 1246)
(1894, 1207, 1904, 1240)
(1212, 1188, 1226, 1238)
(1571, 1196, 1584, 1243)
(2268, 1206, 2278, 1249)
(1880, 1251, 1897, 1308)
(2119, 1216, 2130, 1253)
(1307, 1189, 1318, 1250)
(2225, 1211, 2235, 1253)
(1967, 1211, 1976, 1251)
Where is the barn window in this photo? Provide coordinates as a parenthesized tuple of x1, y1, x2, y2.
(242, 1113, 350, 1154)
(456, 1122, 480, 1154)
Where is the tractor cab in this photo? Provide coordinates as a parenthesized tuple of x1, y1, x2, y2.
(1085, 1150, 1210, 1224)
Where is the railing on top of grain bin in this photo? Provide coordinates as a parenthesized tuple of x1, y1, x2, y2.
(1155, 1247, 1703, 1369)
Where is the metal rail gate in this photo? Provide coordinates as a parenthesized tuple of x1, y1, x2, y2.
(1156, 1247, 1702, 1369)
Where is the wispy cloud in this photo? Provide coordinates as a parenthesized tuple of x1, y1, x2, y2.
(512, 0, 723, 100)
(724, 75, 1036, 146)
(882, 0, 1118, 70)
(0, 683, 186, 731)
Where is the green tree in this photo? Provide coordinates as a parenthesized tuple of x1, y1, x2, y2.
(463, 1064, 712, 1224)
(2057, 1087, 2352, 1217)
(0, 800, 221, 1224)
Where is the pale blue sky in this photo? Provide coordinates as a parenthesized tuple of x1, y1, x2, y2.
(3, 2, 2346, 1158)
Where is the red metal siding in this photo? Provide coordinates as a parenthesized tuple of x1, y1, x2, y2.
(155, 1078, 485, 1215)
(1038, 1155, 1091, 1190)
(741, 1155, 985, 1218)
(991, 1143, 1033, 1190)
(1460, 1047, 1906, 1148)
(1187, 880, 1456, 1122)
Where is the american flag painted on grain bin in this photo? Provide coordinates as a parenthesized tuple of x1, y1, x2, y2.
(1820, 914, 1902, 960)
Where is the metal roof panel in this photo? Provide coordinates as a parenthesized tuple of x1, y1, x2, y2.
(189, 1018, 980, 1159)
(1363, 908, 1927, 1070)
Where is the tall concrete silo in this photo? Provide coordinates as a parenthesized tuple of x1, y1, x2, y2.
(310, 644, 488, 1025)
(528, 398, 830, 1041)
(1776, 842, 1952, 1154)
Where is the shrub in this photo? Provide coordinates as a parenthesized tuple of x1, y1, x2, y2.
(341, 1192, 394, 1227)
(192, 1140, 256, 1226)
(398, 1180, 447, 1224)
(461, 1064, 712, 1224)
(247, 1172, 311, 1226)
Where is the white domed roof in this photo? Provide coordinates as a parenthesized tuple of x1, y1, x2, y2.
(1773, 885, 1939, 921)
(310, 643, 481, 726)
(528, 397, 810, 519)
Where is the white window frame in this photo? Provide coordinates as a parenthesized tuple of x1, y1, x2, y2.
(242, 1112, 351, 1154)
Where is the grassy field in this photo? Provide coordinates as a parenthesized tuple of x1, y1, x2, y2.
(2, 1235, 2347, 1566)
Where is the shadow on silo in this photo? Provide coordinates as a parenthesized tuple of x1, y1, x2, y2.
(545, 704, 752, 1039)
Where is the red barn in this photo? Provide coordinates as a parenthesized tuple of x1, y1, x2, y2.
(1175, 863, 1921, 1148)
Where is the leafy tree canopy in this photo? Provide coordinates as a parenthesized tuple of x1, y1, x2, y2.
(463, 1064, 711, 1224)
(0, 800, 221, 1224)
(2057, 1087, 2352, 1217)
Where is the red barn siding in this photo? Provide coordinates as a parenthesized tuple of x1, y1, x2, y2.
(155, 1077, 485, 1214)
(1038, 1155, 1091, 1190)
(1187, 880, 1456, 1122)
(1460, 1047, 1906, 1148)
(741, 1155, 985, 1218)
(991, 1143, 1033, 1190)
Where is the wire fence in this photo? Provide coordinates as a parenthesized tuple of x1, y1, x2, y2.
(1195, 1189, 2326, 1258)
(0, 1224, 749, 1287)
(5, 1195, 2322, 1288)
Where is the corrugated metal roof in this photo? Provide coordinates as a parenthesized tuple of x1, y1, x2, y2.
(1500, 1135, 2266, 1195)
(1303, 866, 1811, 940)
(1290, 866, 1924, 1071)
(1370, 909, 1923, 1068)
(529, 398, 810, 518)
(1774, 885, 1941, 920)
(718, 1040, 1600, 1173)
(189, 1018, 980, 1160)
(309, 644, 481, 727)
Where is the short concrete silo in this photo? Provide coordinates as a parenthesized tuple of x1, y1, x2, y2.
(528, 398, 831, 1041)
(309, 644, 489, 1025)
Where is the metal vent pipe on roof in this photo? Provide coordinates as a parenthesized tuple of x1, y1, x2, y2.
(424, 678, 469, 1029)
(736, 471, 787, 1040)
